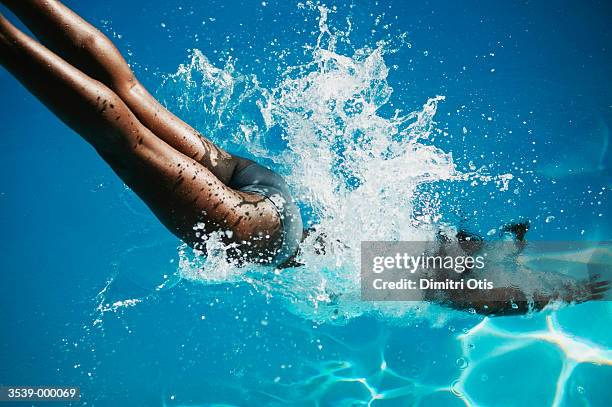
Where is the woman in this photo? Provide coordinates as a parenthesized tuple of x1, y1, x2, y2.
(2, 1, 608, 314)
(0, 0, 303, 266)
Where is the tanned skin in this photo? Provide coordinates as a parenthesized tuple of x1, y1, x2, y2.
(0, 0, 282, 261)
(426, 224, 610, 316)
(1, 2, 608, 315)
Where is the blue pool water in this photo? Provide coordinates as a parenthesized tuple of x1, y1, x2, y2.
(0, 0, 610, 405)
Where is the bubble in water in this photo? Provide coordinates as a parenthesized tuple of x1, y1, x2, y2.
(545, 215, 555, 223)
(456, 357, 468, 369)
(450, 379, 462, 396)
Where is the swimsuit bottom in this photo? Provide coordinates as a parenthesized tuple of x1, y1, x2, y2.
(228, 160, 303, 266)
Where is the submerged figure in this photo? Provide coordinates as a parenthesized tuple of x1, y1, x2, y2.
(428, 223, 610, 316)
(1, 1, 607, 316)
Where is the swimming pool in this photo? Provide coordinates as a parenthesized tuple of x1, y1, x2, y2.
(0, 0, 610, 405)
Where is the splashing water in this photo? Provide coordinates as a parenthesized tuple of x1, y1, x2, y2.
(155, 5, 512, 323)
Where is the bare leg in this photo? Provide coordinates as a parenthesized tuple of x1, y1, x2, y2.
(1, 0, 246, 185)
(0, 14, 281, 258)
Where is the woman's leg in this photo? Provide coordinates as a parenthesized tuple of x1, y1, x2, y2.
(0, 13, 281, 256)
(1, 0, 245, 185)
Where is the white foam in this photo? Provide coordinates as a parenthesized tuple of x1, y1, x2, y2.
(157, 5, 512, 323)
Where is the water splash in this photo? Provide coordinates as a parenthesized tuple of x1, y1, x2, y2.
(156, 4, 512, 322)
